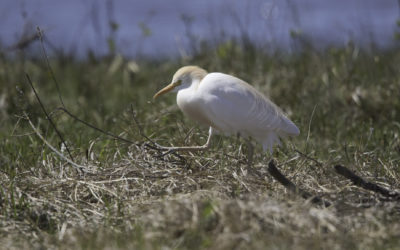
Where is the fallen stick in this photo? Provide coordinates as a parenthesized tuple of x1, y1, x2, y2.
(334, 165, 400, 200)
(268, 160, 331, 207)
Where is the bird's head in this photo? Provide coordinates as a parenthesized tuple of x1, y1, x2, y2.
(153, 66, 207, 99)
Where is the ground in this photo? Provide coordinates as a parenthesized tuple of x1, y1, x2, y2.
(1, 42, 400, 249)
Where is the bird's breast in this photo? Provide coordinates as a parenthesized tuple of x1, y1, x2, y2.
(176, 89, 216, 128)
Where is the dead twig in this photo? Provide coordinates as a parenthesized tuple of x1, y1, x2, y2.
(334, 165, 400, 200)
(27, 116, 88, 173)
(8, 32, 39, 51)
(32, 30, 137, 157)
(268, 160, 331, 207)
(294, 149, 323, 167)
(37, 27, 66, 109)
(32, 28, 185, 164)
(57, 107, 136, 145)
(130, 104, 157, 146)
(130, 105, 186, 164)
(25, 74, 75, 162)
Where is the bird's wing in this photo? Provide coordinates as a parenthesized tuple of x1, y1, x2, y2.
(197, 73, 299, 137)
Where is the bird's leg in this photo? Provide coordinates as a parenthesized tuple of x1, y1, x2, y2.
(246, 138, 254, 166)
(236, 132, 242, 157)
(155, 127, 214, 155)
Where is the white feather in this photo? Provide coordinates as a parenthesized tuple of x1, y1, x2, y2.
(176, 71, 299, 153)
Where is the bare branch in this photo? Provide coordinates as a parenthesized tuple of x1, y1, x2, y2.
(130, 104, 186, 163)
(334, 165, 400, 200)
(37, 27, 66, 109)
(57, 107, 136, 145)
(25, 73, 75, 161)
(27, 117, 88, 173)
(130, 104, 157, 146)
(268, 160, 331, 207)
(294, 149, 323, 167)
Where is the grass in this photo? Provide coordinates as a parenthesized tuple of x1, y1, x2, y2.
(1, 40, 400, 249)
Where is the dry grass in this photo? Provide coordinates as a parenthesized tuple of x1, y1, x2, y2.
(1, 143, 399, 249)
(1, 42, 400, 249)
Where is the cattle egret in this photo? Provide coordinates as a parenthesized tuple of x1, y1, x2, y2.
(153, 66, 299, 154)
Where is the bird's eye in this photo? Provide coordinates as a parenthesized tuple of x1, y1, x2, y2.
(174, 79, 182, 86)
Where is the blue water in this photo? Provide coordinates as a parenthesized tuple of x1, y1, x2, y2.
(1, 0, 399, 57)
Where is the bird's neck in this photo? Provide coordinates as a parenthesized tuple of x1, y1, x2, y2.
(190, 79, 202, 90)
(177, 79, 202, 97)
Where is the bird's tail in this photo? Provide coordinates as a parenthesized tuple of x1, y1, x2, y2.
(281, 116, 300, 136)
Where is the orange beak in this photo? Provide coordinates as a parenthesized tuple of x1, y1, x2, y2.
(153, 81, 181, 99)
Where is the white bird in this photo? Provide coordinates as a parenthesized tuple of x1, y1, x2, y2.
(153, 66, 299, 155)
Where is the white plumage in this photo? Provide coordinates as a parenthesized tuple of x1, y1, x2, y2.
(153, 66, 299, 153)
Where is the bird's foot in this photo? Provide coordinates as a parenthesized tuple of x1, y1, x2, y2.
(144, 142, 170, 151)
(143, 142, 178, 157)
(157, 148, 178, 157)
